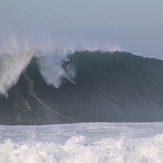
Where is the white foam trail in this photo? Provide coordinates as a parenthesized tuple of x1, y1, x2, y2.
(37, 50, 73, 88)
(0, 38, 34, 95)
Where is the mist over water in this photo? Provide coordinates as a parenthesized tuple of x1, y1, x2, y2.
(0, 38, 34, 95)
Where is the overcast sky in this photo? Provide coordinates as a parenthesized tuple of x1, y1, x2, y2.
(0, 0, 163, 59)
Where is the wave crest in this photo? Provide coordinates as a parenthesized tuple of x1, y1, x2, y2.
(0, 50, 34, 95)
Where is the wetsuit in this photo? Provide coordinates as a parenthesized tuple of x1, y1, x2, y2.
(62, 59, 72, 71)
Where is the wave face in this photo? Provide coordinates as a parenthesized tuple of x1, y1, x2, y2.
(1, 51, 163, 124)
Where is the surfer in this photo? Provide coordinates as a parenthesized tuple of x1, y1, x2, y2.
(62, 59, 72, 72)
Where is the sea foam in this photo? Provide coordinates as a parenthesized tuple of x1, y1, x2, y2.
(0, 123, 163, 163)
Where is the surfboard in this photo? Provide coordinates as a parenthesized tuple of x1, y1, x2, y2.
(66, 77, 76, 84)
(65, 72, 76, 84)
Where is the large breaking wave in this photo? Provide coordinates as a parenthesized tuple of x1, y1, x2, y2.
(1, 46, 163, 124)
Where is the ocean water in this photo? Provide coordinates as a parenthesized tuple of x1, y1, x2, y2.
(1, 44, 163, 162)
(1, 122, 163, 163)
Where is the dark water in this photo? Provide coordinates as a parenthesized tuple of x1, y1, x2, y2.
(1, 51, 163, 124)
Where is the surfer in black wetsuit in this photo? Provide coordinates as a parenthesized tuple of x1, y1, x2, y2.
(62, 59, 72, 72)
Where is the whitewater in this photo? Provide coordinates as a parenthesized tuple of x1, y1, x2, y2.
(1, 122, 163, 163)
